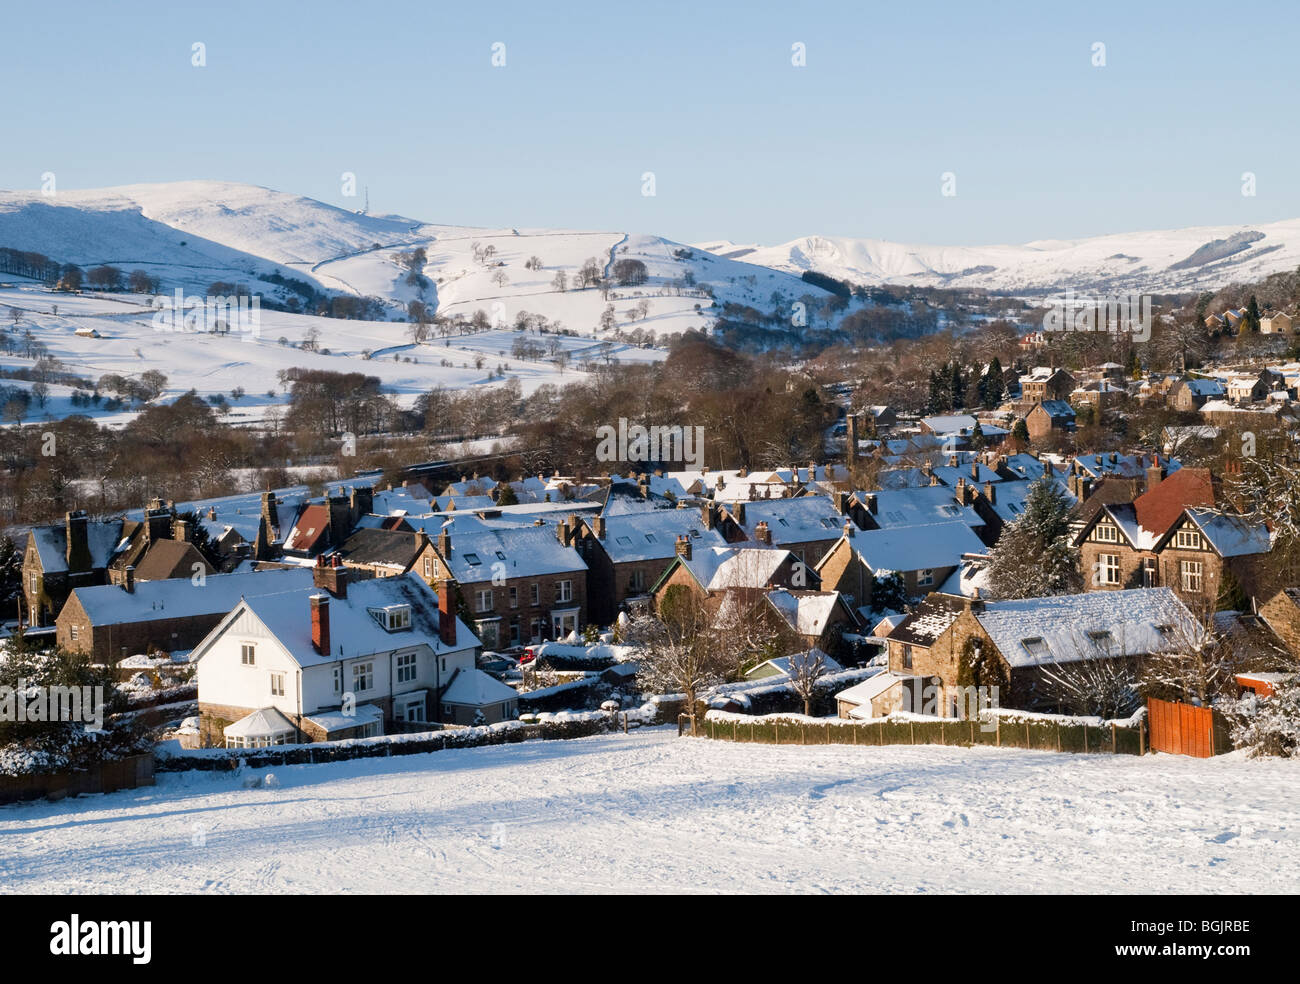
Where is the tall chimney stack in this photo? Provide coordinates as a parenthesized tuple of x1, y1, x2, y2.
(310, 593, 330, 656)
(438, 579, 457, 647)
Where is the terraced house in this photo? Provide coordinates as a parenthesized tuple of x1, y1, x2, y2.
(413, 515, 588, 648)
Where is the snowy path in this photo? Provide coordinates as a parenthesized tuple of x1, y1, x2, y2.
(1, 730, 1297, 894)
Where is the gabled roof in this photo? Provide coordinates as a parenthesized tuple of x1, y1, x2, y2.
(857, 485, 981, 530)
(667, 545, 799, 593)
(1133, 468, 1215, 539)
(765, 589, 848, 637)
(284, 504, 333, 553)
(887, 593, 968, 647)
(1035, 400, 1076, 419)
(133, 539, 215, 582)
(433, 523, 587, 583)
(224, 706, 295, 739)
(30, 520, 125, 574)
(333, 528, 423, 571)
(194, 572, 478, 668)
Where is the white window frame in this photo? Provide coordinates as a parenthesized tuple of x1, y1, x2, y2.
(270, 672, 285, 697)
(557, 579, 573, 603)
(353, 661, 374, 693)
(1095, 523, 1119, 543)
(1101, 553, 1120, 585)
(241, 643, 256, 666)
(1175, 529, 1202, 550)
(476, 589, 493, 613)
(530, 582, 540, 606)
(1181, 560, 1204, 593)
(917, 569, 934, 587)
(396, 652, 417, 684)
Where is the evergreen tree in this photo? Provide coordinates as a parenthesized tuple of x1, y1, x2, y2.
(949, 361, 965, 409)
(1244, 294, 1262, 334)
(969, 420, 986, 451)
(984, 357, 1005, 408)
(984, 475, 1082, 599)
(1011, 418, 1030, 449)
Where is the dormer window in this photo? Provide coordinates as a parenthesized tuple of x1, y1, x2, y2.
(372, 604, 412, 631)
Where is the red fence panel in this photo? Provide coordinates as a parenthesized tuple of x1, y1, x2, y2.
(1147, 698, 1218, 757)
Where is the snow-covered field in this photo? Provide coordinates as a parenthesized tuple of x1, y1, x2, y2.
(2, 730, 1296, 894)
(0, 284, 664, 427)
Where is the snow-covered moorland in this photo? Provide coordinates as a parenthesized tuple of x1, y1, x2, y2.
(2, 730, 1295, 894)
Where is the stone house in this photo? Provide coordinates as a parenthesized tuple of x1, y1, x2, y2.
(415, 517, 588, 648)
(726, 494, 859, 568)
(1167, 377, 1226, 412)
(1020, 367, 1075, 403)
(1075, 467, 1268, 613)
(570, 504, 732, 625)
(57, 567, 314, 663)
(814, 519, 988, 609)
(22, 511, 124, 627)
(1024, 400, 1076, 440)
(869, 588, 1199, 718)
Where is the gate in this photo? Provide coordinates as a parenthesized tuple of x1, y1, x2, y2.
(1147, 698, 1226, 757)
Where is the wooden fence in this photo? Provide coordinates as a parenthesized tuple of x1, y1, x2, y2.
(0, 754, 155, 805)
(692, 711, 1147, 755)
(1147, 698, 1230, 758)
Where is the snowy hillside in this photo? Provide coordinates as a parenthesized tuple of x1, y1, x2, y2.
(0, 181, 829, 338)
(714, 219, 1300, 294)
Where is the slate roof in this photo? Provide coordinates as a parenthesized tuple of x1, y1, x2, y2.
(31, 520, 125, 574)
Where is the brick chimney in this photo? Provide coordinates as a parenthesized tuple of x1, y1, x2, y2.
(754, 521, 772, 545)
(956, 477, 968, 504)
(983, 481, 995, 504)
(971, 460, 980, 480)
(144, 506, 172, 545)
(594, 516, 606, 539)
(675, 534, 692, 560)
(863, 493, 878, 515)
(349, 485, 374, 521)
(65, 511, 91, 572)
(438, 579, 457, 646)
(1146, 465, 1165, 490)
(310, 593, 330, 656)
(312, 554, 350, 598)
(843, 520, 855, 539)
(833, 490, 851, 515)
(173, 518, 193, 542)
(123, 565, 135, 594)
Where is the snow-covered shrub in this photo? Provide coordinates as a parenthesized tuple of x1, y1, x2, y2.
(1222, 676, 1300, 757)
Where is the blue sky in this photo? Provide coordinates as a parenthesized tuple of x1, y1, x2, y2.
(2, 0, 1296, 246)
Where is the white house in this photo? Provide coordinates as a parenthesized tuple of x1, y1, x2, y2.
(192, 562, 488, 748)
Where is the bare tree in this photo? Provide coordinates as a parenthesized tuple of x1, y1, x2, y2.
(786, 648, 828, 716)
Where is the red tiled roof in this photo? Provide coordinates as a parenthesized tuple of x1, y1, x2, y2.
(285, 504, 331, 553)
(1134, 467, 1215, 537)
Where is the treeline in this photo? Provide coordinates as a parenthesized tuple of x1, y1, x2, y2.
(509, 333, 834, 474)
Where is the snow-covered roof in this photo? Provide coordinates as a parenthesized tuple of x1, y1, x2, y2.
(429, 523, 587, 582)
(204, 571, 478, 668)
(1182, 378, 1226, 396)
(677, 545, 797, 592)
(851, 521, 988, 574)
(224, 706, 296, 739)
(595, 509, 728, 562)
(734, 496, 847, 545)
(983, 477, 1076, 525)
(938, 557, 991, 598)
(859, 485, 982, 530)
(765, 589, 844, 637)
(441, 667, 519, 706)
(71, 566, 313, 625)
(836, 671, 906, 708)
(975, 588, 1197, 669)
(1184, 509, 1271, 557)
(920, 414, 978, 435)
(31, 520, 125, 574)
(304, 704, 384, 733)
